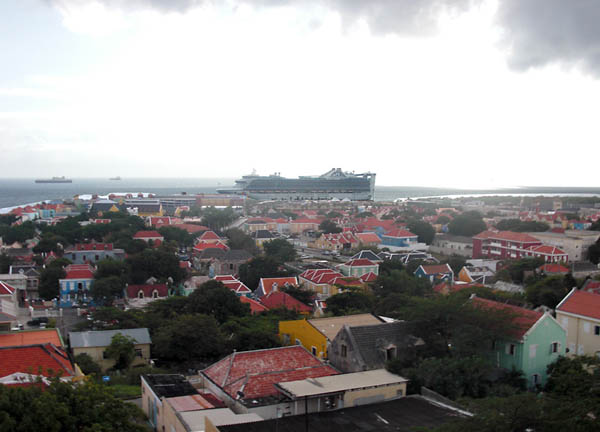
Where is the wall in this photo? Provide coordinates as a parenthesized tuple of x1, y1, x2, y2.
(522, 314, 566, 386)
(556, 311, 600, 357)
(278, 319, 327, 359)
(343, 382, 406, 407)
(329, 327, 365, 373)
(140, 376, 163, 432)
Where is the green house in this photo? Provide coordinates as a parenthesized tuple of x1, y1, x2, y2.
(472, 296, 566, 388)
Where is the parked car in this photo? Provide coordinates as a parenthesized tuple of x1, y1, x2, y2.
(26, 317, 49, 327)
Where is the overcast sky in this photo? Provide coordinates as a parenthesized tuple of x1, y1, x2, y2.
(2, 0, 600, 187)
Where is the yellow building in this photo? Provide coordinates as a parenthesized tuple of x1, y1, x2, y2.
(556, 288, 600, 357)
(279, 314, 383, 359)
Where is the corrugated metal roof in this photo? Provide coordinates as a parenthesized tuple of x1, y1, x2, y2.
(69, 328, 151, 348)
(276, 369, 408, 398)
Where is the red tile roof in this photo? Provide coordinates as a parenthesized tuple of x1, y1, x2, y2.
(383, 229, 418, 238)
(202, 346, 338, 401)
(359, 272, 378, 282)
(299, 269, 345, 285)
(176, 224, 209, 234)
(291, 218, 322, 224)
(419, 264, 453, 275)
(240, 296, 269, 314)
(199, 231, 221, 241)
(133, 230, 163, 239)
(193, 241, 229, 252)
(222, 280, 252, 295)
(73, 243, 113, 251)
(355, 232, 381, 243)
(539, 264, 570, 274)
(0, 281, 16, 296)
(0, 343, 75, 379)
(472, 297, 543, 339)
(583, 280, 600, 294)
(473, 230, 541, 244)
(261, 291, 312, 313)
(0, 329, 63, 348)
(526, 245, 567, 256)
(214, 275, 237, 282)
(258, 277, 298, 295)
(557, 289, 600, 320)
(126, 284, 168, 299)
(63, 264, 95, 280)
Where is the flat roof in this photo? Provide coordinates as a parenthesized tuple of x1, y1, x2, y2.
(308, 314, 383, 341)
(142, 374, 199, 399)
(179, 408, 263, 430)
(276, 369, 408, 399)
(218, 395, 466, 432)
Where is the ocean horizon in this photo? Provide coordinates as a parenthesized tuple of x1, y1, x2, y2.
(1, 178, 600, 211)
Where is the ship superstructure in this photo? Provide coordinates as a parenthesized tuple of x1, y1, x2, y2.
(217, 168, 375, 201)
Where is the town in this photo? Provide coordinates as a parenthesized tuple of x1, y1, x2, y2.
(1, 191, 600, 431)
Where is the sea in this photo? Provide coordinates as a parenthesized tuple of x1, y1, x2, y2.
(1, 178, 600, 212)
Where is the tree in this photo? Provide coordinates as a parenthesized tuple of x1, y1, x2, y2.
(525, 275, 571, 308)
(318, 219, 341, 234)
(39, 266, 66, 300)
(326, 291, 375, 316)
(448, 211, 487, 237)
(496, 219, 549, 232)
(407, 220, 435, 245)
(326, 211, 343, 219)
(0, 221, 36, 244)
(436, 215, 451, 225)
(95, 258, 129, 281)
(263, 238, 297, 263)
(74, 353, 102, 376)
(225, 228, 258, 255)
(0, 380, 147, 432)
(104, 332, 136, 370)
(186, 280, 250, 323)
(0, 253, 12, 273)
(374, 270, 431, 298)
(239, 256, 287, 290)
(590, 220, 600, 231)
(588, 238, 600, 264)
(545, 355, 600, 399)
(126, 249, 185, 284)
(91, 276, 126, 306)
(157, 226, 194, 247)
(201, 207, 236, 231)
(282, 285, 314, 305)
(153, 314, 225, 365)
(33, 233, 67, 254)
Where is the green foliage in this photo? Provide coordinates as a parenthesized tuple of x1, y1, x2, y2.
(263, 238, 297, 263)
(378, 259, 404, 275)
(114, 238, 148, 255)
(318, 219, 341, 234)
(496, 218, 550, 232)
(33, 233, 68, 254)
(406, 220, 435, 245)
(105, 333, 137, 370)
(201, 207, 236, 231)
(0, 254, 12, 273)
(0, 380, 148, 432)
(326, 291, 375, 316)
(396, 356, 494, 399)
(186, 280, 250, 323)
(0, 220, 36, 244)
(39, 266, 67, 300)
(91, 276, 126, 306)
(590, 220, 600, 231)
(498, 258, 545, 283)
(588, 238, 600, 264)
(447, 211, 487, 237)
(225, 228, 258, 255)
(282, 285, 314, 305)
(239, 256, 288, 290)
(545, 355, 600, 399)
(436, 215, 451, 225)
(74, 353, 102, 376)
(153, 314, 225, 365)
(126, 249, 185, 284)
(325, 211, 343, 219)
(525, 275, 571, 308)
(374, 270, 432, 298)
(95, 258, 129, 281)
(443, 255, 468, 275)
(157, 226, 194, 247)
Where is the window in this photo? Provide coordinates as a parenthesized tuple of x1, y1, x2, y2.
(386, 347, 396, 361)
(135, 348, 143, 357)
(138, 291, 144, 299)
(103, 350, 109, 359)
(595, 326, 600, 336)
(506, 343, 516, 356)
(529, 344, 537, 358)
(152, 290, 159, 299)
(551, 342, 559, 353)
(341, 344, 347, 358)
(532, 374, 540, 386)
(311, 346, 317, 356)
(95, 255, 99, 261)
(397, 389, 404, 397)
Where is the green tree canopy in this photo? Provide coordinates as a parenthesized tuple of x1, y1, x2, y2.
(186, 280, 250, 323)
(225, 228, 258, 255)
(105, 332, 137, 370)
(525, 275, 572, 308)
(39, 266, 67, 300)
(239, 256, 287, 290)
(126, 249, 185, 284)
(263, 238, 297, 263)
(318, 219, 342, 234)
(496, 219, 550, 232)
(157, 226, 194, 247)
(74, 353, 102, 376)
(201, 207, 236, 231)
(407, 220, 435, 245)
(91, 276, 126, 306)
(448, 211, 487, 237)
(326, 290, 375, 316)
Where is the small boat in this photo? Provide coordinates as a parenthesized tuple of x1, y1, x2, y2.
(35, 176, 72, 184)
(109, 176, 122, 181)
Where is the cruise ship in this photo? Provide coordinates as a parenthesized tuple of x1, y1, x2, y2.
(34, 176, 72, 184)
(217, 168, 376, 201)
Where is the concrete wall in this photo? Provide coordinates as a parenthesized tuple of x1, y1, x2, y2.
(343, 382, 406, 407)
(556, 311, 600, 357)
(278, 319, 327, 359)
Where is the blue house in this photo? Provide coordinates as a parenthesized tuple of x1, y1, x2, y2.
(58, 264, 95, 307)
(414, 263, 454, 283)
(380, 229, 419, 248)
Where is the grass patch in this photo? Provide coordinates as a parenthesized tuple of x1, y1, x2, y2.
(108, 384, 141, 399)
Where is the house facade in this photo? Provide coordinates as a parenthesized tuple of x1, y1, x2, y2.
(65, 243, 125, 264)
(414, 264, 454, 283)
(555, 288, 600, 358)
(472, 296, 566, 388)
(338, 259, 379, 277)
(379, 229, 419, 250)
(472, 231, 542, 260)
(59, 264, 95, 307)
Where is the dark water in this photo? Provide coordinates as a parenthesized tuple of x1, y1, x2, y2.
(1, 178, 600, 211)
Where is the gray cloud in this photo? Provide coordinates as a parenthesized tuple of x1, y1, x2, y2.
(48, 0, 600, 74)
(496, 0, 600, 73)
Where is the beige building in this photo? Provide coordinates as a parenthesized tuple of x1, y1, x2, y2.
(556, 288, 600, 358)
(529, 230, 600, 262)
(69, 328, 151, 371)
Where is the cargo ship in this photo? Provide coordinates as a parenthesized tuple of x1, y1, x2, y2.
(34, 176, 72, 184)
(109, 176, 121, 180)
(217, 168, 376, 201)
